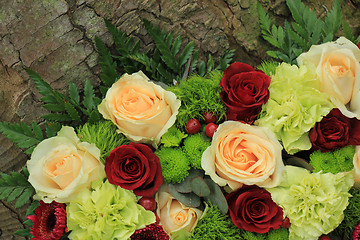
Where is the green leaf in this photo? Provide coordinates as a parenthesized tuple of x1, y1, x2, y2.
(42, 113, 73, 122)
(171, 36, 182, 55)
(64, 102, 81, 122)
(95, 36, 118, 87)
(203, 177, 228, 214)
(69, 82, 80, 105)
(168, 184, 201, 208)
(218, 49, 235, 71)
(15, 188, 34, 208)
(206, 54, 214, 73)
(14, 229, 32, 238)
(7, 187, 25, 203)
(42, 103, 66, 112)
(26, 200, 40, 216)
(179, 41, 195, 67)
(198, 61, 206, 76)
(45, 122, 61, 138)
(191, 177, 211, 197)
(0, 122, 42, 154)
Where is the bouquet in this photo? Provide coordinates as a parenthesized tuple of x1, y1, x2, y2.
(1, 0, 360, 239)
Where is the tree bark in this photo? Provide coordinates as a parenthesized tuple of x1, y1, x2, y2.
(0, 0, 359, 238)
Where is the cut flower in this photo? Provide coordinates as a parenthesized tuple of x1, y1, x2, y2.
(29, 200, 67, 240)
(267, 166, 354, 240)
(256, 63, 333, 154)
(66, 179, 155, 240)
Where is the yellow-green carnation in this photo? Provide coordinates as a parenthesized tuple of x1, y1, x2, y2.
(66, 179, 155, 240)
(267, 166, 353, 240)
(256, 63, 333, 154)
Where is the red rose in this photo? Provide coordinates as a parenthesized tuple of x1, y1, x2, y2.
(226, 185, 283, 234)
(310, 108, 360, 152)
(220, 62, 271, 124)
(105, 143, 163, 197)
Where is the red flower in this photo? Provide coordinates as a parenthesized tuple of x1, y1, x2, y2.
(29, 201, 67, 240)
(105, 143, 163, 197)
(353, 221, 360, 240)
(226, 185, 283, 234)
(130, 223, 169, 240)
(220, 62, 271, 124)
(309, 108, 360, 152)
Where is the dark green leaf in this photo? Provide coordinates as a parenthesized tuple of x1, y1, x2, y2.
(203, 177, 228, 214)
(14, 229, 32, 238)
(42, 113, 73, 122)
(168, 184, 201, 208)
(15, 188, 34, 208)
(68, 82, 80, 105)
(191, 177, 211, 197)
(64, 102, 81, 122)
(95, 36, 118, 87)
(179, 41, 195, 67)
(7, 187, 25, 203)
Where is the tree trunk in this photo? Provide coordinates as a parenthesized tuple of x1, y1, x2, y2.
(0, 0, 359, 238)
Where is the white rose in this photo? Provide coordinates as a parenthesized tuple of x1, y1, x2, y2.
(27, 126, 105, 203)
(297, 37, 360, 119)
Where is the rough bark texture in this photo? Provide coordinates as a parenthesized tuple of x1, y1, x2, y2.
(0, 0, 359, 239)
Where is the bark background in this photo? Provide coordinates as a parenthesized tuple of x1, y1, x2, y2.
(0, 0, 359, 239)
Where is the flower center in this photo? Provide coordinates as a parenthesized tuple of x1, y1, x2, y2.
(46, 211, 56, 232)
(174, 210, 187, 225)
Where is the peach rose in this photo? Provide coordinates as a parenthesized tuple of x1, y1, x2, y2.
(353, 146, 360, 182)
(98, 71, 181, 146)
(156, 185, 203, 239)
(297, 37, 360, 119)
(27, 126, 105, 203)
(201, 121, 284, 190)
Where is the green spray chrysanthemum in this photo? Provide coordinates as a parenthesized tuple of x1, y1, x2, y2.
(66, 180, 155, 240)
(77, 121, 129, 163)
(310, 146, 355, 174)
(160, 126, 188, 147)
(256, 63, 333, 154)
(183, 133, 211, 169)
(155, 147, 190, 183)
(267, 166, 354, 240)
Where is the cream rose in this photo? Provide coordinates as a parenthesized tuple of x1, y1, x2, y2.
(297, 37, 360, 119)
(156, 185, 203, 239)
(353, 146, 360, 182)
(27, 126, 105, 203)
(98, 71, 181, 146)
(201, 121, 284, 190)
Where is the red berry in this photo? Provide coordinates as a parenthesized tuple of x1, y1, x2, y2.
(138, 197, 157, 211)
(205, 123, 218, 138)
(358, 41, 360, 49)
(319, 235, 331, 240)
(186, 119, 201, 134)
(280, 217, 291, 228)
(203, 112, 217, 123)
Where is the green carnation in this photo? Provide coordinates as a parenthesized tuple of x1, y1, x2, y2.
(267, 166, 354, 240)
(67, 180, 155, 240)
(256, 63, 333, 154)
(183, 133, 211, 169)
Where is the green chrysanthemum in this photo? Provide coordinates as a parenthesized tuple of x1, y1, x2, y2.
(66, 180, 155, 240)
(160, 126, 188, 147)
(267, 166, 354, 240)
(183, 133, 211, 169)
(256, 63, 333, 154)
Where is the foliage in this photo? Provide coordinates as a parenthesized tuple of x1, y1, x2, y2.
(189, 203, 244, 240)
(333, 187, 360, 239)
(169, 71, 226, 130)
(0, 121, 61, 155)
(256, 60, 279, 76)
(310, 146, 355, 174)
(257, 0, 359, 64)
(96, 19, 234, 85)
(14, 200, 40, 238)
(76, 121, 129, 163)
(27, 69, 102, 125)
(183, 133, 211, 169)
(155, 147, 190, 183)
(0, 168, 34, 209)
(169, 169, 228, 214)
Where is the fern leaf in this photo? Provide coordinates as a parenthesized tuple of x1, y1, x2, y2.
(68, 82, 80, 105)
(0, 171, 34, 208)
(171, 36, 182, 55)
(323, 0, 341, 35)
(178, 41, 195, 67)
(64, 102, 81, 122)
(45, 122, 61, 138)
(95, 36, 118, 87)
(0, 122, 43, 154)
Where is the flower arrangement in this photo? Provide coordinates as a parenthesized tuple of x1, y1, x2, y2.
(0, 0, 360, 240)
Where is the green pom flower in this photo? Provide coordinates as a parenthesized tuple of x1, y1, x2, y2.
(66, 180, 155, 240)
(310, 146, 355, 174)
(183, 133, 211, 169)
(169, 71, 226, 129)
(155, 147, 190, 183)
(160, 126, 188, 147)
(256, 63, 333, 154)
(267, 166, 354, 240)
